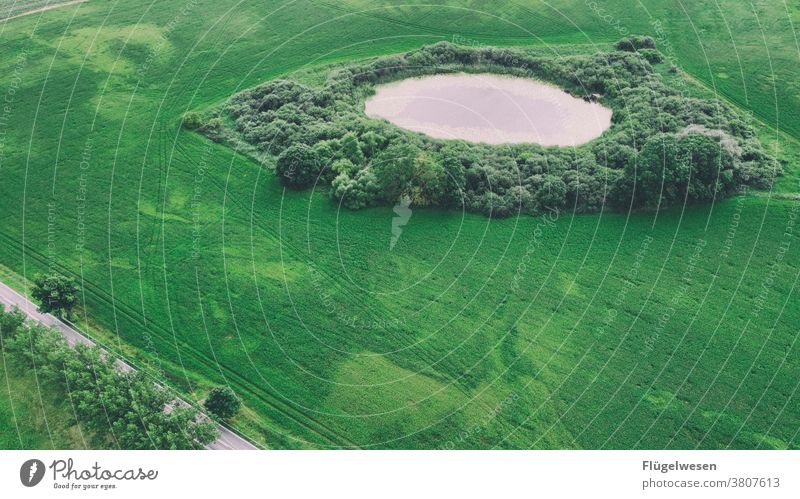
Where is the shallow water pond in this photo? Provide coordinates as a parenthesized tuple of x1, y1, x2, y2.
(365, 73, 612, 146)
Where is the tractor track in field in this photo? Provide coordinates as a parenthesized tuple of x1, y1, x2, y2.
(311, 0, 448, 38)
(165, 6, 237, 116)
(154, 124, 362, 447)
(310, 0, 537, 41)
(246, 171, 484, 397)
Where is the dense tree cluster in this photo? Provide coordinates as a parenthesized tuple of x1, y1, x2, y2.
(615, 35, 656, 51)
(0, 306, 218, 449)
(201, 39, 779, 217)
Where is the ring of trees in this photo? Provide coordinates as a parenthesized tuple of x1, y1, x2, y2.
(189, 37, 780, 217)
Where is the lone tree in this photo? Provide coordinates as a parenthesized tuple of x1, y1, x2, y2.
(204, 386, 241, 420)
(31, 273, 78, 319)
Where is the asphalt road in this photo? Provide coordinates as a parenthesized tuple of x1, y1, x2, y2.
(0, 280, 257, 450)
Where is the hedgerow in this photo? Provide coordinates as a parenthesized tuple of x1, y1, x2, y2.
(196, 39, 779, 216)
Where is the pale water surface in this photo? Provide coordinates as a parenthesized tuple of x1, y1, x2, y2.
(364, 73, 612, 146)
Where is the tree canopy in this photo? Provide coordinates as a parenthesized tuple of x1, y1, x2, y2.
(204, 386, 242, 420)
(31, 273, 78, 319)
(0, 306, 219, 449)
(276, 144, 322, 189)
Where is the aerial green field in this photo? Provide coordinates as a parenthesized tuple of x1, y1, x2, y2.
(0, 0, 797, 449)
(0, 355, 96, 449)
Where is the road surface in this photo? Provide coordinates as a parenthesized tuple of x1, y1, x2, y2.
(0, 280, 258, 450)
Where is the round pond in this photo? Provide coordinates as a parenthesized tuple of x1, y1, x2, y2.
(364, 73, 612, 146)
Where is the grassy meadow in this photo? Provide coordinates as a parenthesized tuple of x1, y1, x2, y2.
(0, 0, 798, 448)
(0, 355, 97, 449)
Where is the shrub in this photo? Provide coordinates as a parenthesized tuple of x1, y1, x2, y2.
(339, 131, 366, 165)
(410, 152, 446, 206)
(276, 144, 322, 189)
(639, 48, 664, 64)
(331, 169, 381, 209)
(536, 175, 567, 211)
(438, 146, 468, 207)
(628, 132, 735, 208)
(181, 111, 204, 130)
(371, 143, 418, 203)
(332, 158, 357, 176)
(615, 35, 656, 52)
(0, 306, 26, 339)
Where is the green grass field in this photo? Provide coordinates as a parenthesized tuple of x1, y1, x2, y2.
(0, 0, 798, 448)
(0, 355, 98, 449)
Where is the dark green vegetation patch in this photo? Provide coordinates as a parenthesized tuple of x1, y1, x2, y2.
(198, 40, 779, 217)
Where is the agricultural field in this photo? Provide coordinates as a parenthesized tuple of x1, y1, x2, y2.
(0, 0, 798, 449)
